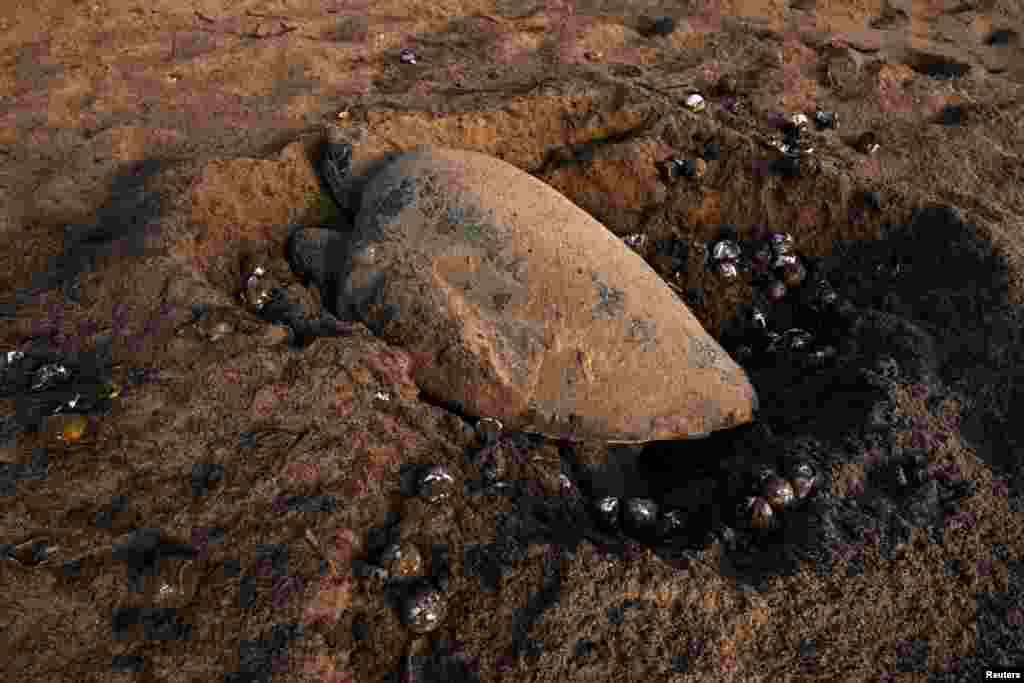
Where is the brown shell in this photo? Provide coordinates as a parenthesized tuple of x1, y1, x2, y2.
(351, 146, 759, 444)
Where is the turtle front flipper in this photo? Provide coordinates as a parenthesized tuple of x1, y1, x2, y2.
(319, 141, 354, 214)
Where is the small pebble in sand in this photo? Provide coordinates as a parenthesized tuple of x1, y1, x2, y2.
(855, 131, 880, 154)
(594, 496, 621, 532)
(773, 253, 798, 270)
(656, 508, 687, 537)
(985, 28, 1016, 45)
(789, 462, 818, 500)
(402, 583, 447, 634)
(669, 158, 703, 179)
(99, 381, 120, 400)
(622, 233, 648, 255)
(769, 328, 814, 354)
(242, 265, 277, 313)
(691, 157, 707, 179)
(937, 104, 965, 126)
(814, 110, 838, 130)
(417, 465, 456, 504)
(623, 498, 659, 535)
(789, 113, 810, 131)
(380, 541, 424, 578)
(44, 413, 90, 444)
(712, 239, 742, 261)
(684, 93, 706, 113)
(761, 476, 796, 510)
(662, 158, 692, 181)
(642, 16, 677, 37)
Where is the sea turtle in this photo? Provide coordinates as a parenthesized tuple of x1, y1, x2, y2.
(285, 142, 759, 444)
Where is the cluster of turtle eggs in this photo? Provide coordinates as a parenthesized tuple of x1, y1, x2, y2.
(357, 434, 820, 631)
(738, 463, 819, 532)
(592, 495, 688, 539)
(767, 111, 836, 158)
(349, 464, 456, 634)
(661, 136, 720, 182)
(399, 465, 459, 634)
(591, 462, 819, 543)
(709, 229, 806, 293)
(663, 105, 837, 181)
(707, 228, 842, 369)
